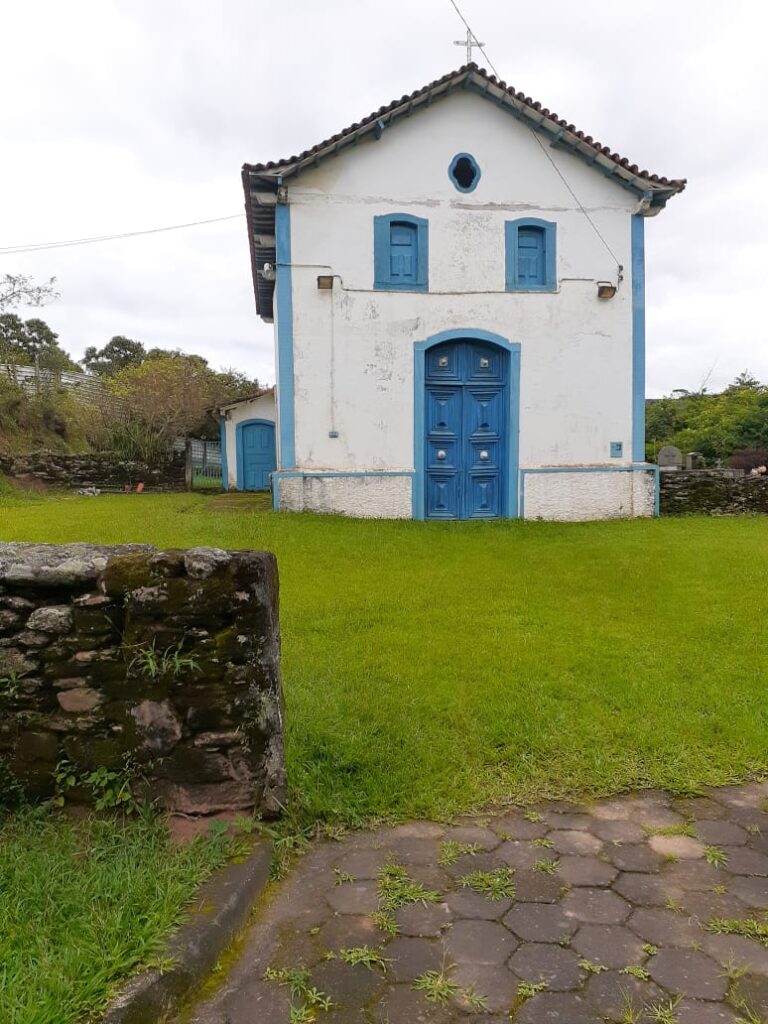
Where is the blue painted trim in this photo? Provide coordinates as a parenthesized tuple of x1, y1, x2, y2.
(273, 470, 414, 479)
(518, 464, 658, 518)
(373, 213, 429, 292)
(505, 217, 557, 292)
(275, 203, 295, 468)
(219, 415, 229, 492)
(412, 329, 521, 521)
(448, 152, 481, 193)
(235, 418, 276, 492)
(631, 214, 646, 462)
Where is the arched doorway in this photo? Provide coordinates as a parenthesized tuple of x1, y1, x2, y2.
(413, 331, 520, 520)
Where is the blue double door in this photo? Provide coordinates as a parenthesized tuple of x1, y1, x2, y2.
(425, 340, 508, 520)
(238, 421, 276, 491)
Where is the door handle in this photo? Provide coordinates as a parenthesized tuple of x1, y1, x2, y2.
(437, 450, 447, 460)
(479, 450, 489, 461)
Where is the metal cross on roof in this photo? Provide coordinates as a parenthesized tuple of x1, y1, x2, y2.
(453, 28, 484, 65)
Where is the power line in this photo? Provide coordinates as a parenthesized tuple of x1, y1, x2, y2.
(0, 213, 245, 255)
(446, 0, 622, 272)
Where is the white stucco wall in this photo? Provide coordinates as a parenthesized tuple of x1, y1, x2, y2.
(277, 475, 412, 518)
(222, 390, 276, 490)
(268, 88, 649, 520)
(522, 469, 656, 521)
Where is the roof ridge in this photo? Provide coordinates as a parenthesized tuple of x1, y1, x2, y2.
(243, 64, 686, 190)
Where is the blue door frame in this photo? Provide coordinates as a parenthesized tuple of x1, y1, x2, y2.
(413, 330, 521, 520)
(236, 418, 276, 491)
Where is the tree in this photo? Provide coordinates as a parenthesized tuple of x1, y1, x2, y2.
(82, 336, 146, 376)
(0, 273, 58, 312)
(0, 313, 79, 372)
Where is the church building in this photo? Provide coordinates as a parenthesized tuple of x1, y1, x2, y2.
(240, 64, 685, 520)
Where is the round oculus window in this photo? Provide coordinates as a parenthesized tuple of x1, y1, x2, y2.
(449, 153, 480, 192)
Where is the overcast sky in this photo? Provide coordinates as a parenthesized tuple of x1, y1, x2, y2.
(2, 0, 766, 396)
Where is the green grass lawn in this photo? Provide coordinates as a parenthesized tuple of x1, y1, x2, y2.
(0, 808, 243, 1024)
(2, 490, 767, 824)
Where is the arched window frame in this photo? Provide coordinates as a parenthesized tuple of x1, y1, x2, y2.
(373, 213, 429, 292)
(505, 217, 557, 292)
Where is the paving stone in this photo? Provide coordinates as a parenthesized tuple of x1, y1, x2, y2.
(443, 824, 501, 850)
(673, 796, 728, 821)
(385, 836, 442, 865)
(571, 924, 646, 969)
(549, 830, 603, 856)
(406, 863, 451, 892)
(709, 782, 768, 810)
(585, 969, 664, 1020)
(648, 834, 706, 859)
(682, 890, 752, 922)
(489, 814, 548, 840)
(395, 900, 453, 937)
(503, 903, 577, 943)
(718, 846, 768, 876)
(373, 982, 454, 1023)
(627, 907, 704, 947)
(562, 887, 630, 924)
(386, 936, 443, 983)
(444, 851, 505, 879)
(557, 855, 617, 887)
(325, 880, 379, 915)
(494, 840, 539, 870)
(317, 914, 381, 951)
(612, 872, 684, 907)
(513, 991, 596, 1023)
(728, 874, 768, 909)
(647, 948, 728, 1000)
(445, 889, 513, 920)
(732, 973, 768, 1020)
(310, 956, 385, 1008)
(703, 933, 768, 975)
(385, 821, 446, 840)
(507, 942, 583, 991)
(695, 820, 748, 846)
(589, 797, 634, 821)
(513, 869, 565, 903)
(590, 819, 646, 843)
(607, 843, 665, 873)
(663, 859, 730, 891)
(450, 962, 519, 1014)
(676, 1000, 738, 1024)
(632, 806, 686, 829)
(216, 979, 291, 1022)
(268, 929, 322, 969)
(541, 811, 594, 831)
(444, 919, 517, 965)
(333, 848, 389, 879)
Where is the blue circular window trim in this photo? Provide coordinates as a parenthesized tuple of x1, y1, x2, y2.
(448, 152, 481, 193)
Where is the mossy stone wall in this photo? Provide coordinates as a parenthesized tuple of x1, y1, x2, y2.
(0, 543, 285, 816)
(0, 451, 186, 491)
(660, 471, 768, 515)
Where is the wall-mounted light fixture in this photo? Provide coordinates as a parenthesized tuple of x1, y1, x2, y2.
(317, 275, 334, 290)
(276, 185, 288, 203)
(597, 281, 617, 299)
(260, 262, 276, 281)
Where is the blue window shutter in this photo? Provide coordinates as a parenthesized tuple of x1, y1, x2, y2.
(390, 222, 417, 282)
(373, 214, 429, 291)
(505, 218, 557, 292)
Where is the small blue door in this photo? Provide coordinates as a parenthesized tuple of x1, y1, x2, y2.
(425, 341, 507, 519)
(238, 420, 276, 491)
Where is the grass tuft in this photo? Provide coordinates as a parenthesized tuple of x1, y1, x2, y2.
(376, 860, 440, 911)
(458, 867, 516, 901)
(707, 917, 768, 947)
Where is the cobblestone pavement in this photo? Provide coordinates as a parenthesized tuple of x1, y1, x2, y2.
(187, 783, 768, 1023)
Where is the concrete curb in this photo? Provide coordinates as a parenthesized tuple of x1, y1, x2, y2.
(102, 839, 273, 1024)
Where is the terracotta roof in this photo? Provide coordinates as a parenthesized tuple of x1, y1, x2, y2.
(217, 386, 275, 412)
(243, 64, 686, 193)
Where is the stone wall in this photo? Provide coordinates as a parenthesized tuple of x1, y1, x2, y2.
(660, 471, 768, 515)
(0, 544, 285, 816)
(0, 450, 186, 491)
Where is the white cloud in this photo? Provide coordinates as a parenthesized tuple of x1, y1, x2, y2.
(2, 0, 767, 395)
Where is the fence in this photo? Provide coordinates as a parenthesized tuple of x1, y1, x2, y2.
(0, 362, 106, 404)
(176, 437, 222, 489)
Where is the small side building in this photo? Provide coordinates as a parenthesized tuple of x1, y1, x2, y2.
(219, 387, 276, 491)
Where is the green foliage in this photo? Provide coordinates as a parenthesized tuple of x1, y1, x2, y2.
(53, 756, 140, 814)
(708, 917, 768, 947)
(0, 805, 241, 1024)
(263, 964, 334, 1018)
(0, 373, 98, 455)
(126, 639, 200, 681)
(646, 371, 768, 463)
(412, 967, 487, 1009)
(458, 867, 516, 900)
(377, 860, 440, 911)
(0, 755, 25, 816)
(438, 839, 482, 865)
(332, 946, 391, 971)
(0, 314, 79, 372)
(82, 336, 146, 377)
